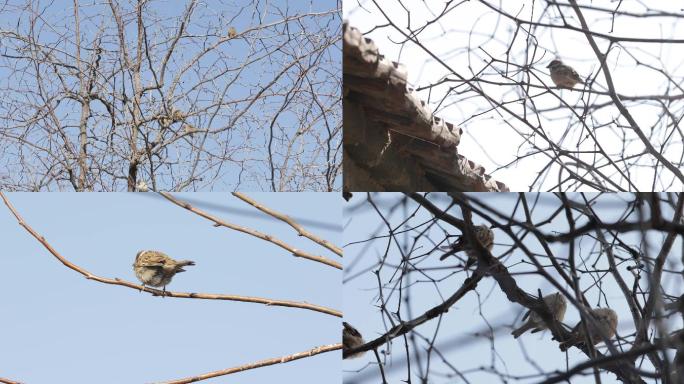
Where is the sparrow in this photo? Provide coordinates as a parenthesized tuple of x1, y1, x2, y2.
(512, 292, 567, 338)
(228, 26, 237, 39)
(343, 322, 366, 359)
(133, 250, 195, 294)
(183, 123, 198, 135)
(559, 307, 618, 351)
(136, 180, 149, 192)
(170, 107, 184, 122)
(546, 59, 584, 89)
(158, 108, 184, 129)
(439, 224, 494, 268)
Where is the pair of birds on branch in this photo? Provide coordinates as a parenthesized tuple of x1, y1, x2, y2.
(158, 107, 198, 135)
(511, 293, 618, 352)
(343, 224, 618, 359)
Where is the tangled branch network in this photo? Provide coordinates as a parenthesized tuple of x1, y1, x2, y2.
(344, 1, 684, 191)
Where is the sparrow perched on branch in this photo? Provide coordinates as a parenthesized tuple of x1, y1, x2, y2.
(170, 107, 184, 122)
(183, 123, 198, 136)
(559, 307, 618, 351)
(343, 322, 366, 359)
(546, 59, 584, 89)
(439, 224, 494, 268)
(158, 107, 185, 129)
(512, 292, 567, 338)
(133, 250, 195, 294)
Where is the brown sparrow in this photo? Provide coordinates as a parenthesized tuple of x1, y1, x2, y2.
(439, 224, 494, 268)
(546, 59, 584, 89)
(343, 322, 366, 359)
(228, 26, 237, 39)
(183, 123, 198, 136)
(559, 307, 618, 351)
(133, 250, 195, 294)
(512, 292, 567, 338)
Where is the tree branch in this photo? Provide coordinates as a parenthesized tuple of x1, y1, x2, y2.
(0, 191, 340, 318)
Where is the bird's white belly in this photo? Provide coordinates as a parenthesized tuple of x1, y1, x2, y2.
(136, 268, 168, 287)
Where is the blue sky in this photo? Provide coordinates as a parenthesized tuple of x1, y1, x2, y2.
(343, 193, 683, 384)
(0, 192, 341, 383)
(0, 0, 341, 191)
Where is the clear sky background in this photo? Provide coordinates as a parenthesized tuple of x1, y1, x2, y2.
(343, 193, 683, 383)
(0, 193, 341, 383)
(344, 1, 684, 191)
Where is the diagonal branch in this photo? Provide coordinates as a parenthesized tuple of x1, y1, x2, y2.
(544, 219, 684, 242)
(160, 192, 342, 269)
(153, 343, 341, 384)
(407, 193, 465, 230)
(232, 192, 343, 256)
(0, 378, 23, 384)
(343, 272, 482, 358)
(539, 341, 665, 384)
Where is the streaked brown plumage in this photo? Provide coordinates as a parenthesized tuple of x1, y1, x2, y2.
(439, 224, 494, 268)
(559, 307, 618, 351)
(133, 250, 195, 294)
(547, 59, 584, 89)
(512, 292, 567, 338)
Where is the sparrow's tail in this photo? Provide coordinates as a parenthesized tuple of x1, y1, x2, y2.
(439, 250, 456, 261)
(439, 243, 463, 261)
(175, 260, 195, 272)
(511, 321, 534, 338)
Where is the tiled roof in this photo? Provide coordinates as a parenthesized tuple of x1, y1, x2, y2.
(343, 23, 509, 192)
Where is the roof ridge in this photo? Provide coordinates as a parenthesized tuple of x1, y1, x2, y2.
(343, 22, 509, 192)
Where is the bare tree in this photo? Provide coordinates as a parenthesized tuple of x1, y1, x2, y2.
(343, 192, 683, 383)
(344, 1, 684, 191)
(0, 0, 341, 191)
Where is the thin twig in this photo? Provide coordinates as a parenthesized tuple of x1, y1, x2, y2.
(152, 343, 342, 384)
(159, 192, 341, 269)
(232, 192, 343, 256)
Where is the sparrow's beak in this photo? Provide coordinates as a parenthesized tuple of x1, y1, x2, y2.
(546, 62, 552, 68)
